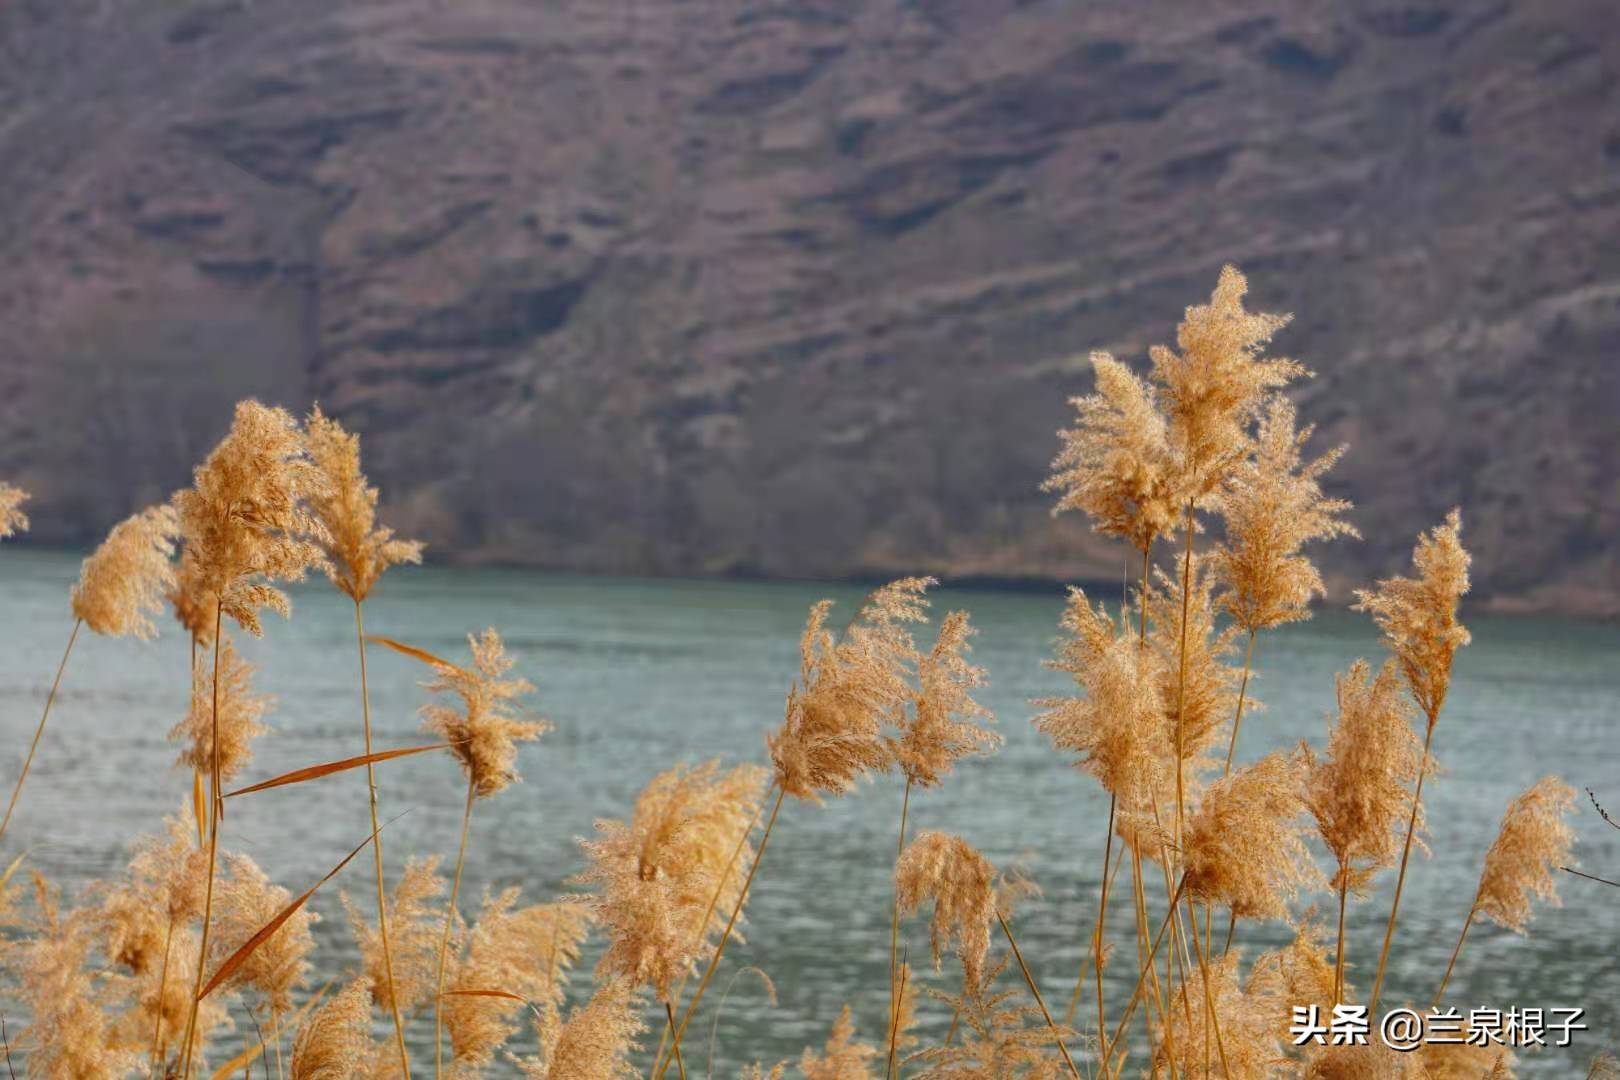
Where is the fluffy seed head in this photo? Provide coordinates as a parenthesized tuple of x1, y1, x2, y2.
(71, 503, 180, 638)
(769, 579, 930, 800)
(894, 831, 996, 993)
(1306, 661, 1428, 894)
(0, 482, 28, 538)
(800, 1004, 879, 1080)
(577, 761, 767, 999)
(1148, 556, 1244, 772)
(171, 399, 330, 637)
(304, 405, 423, 602)
(1210, 396, 1357, 631)
(1246, 913, 1339, 1039)
(1473, 776, 1577, 934)
(1035, 589, 1172, 811)
(291, 980, 373, 1079)
(1044, 351, 1182, 552)
(446, 891, 593, 1068)
(211, 853, 317, 1014)
(169, 632, 271, 783)
(525, 981, 644, 1079)
(422, 628, 548, 797)
(1150, 265, 1305, 495)
(1353, 510, 1471, 721)
(342, 855, 446, 1015)
(893, 610, 999, 788)
(1182, 746, 1322, 920)
(1155, 951, 1280, 1080)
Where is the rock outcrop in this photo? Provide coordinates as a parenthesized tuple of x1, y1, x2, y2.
(2, 0, 1617, 614)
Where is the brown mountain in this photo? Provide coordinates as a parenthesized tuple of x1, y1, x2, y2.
(2, 0, 1617, 615)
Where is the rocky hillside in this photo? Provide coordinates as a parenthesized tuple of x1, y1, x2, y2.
(2, 0, 1616, 615)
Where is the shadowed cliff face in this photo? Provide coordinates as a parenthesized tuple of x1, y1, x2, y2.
(2, 0, 1617, 614)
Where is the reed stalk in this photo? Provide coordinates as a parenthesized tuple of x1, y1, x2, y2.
(435, 774, 477, 1079)
(353, 600, 410, 1077)
(885, 777, 913, 1079)
(1367, 715, 1438, 1012)
(664, 1002, 687, 1080)
(151, 911, 176, 1072)
(653, 785, 786, 1080)
(1063, 795, 1115, 1029)
(1180, 889, 1232, 1079)
(1099, 875, 1185, 1079)
(0, 619, 81, 848)
(1432, 904, 1476, 1008)
(179, 600, 225, 1080)
(996, 908, 1081, 1078)
(1332, 870, 1349, 1006)
(1172, 503, 1194, 849)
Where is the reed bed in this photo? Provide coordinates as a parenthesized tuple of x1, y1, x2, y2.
(0, 267, 1609, 1079)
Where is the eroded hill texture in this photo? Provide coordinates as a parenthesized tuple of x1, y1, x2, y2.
(2, 0, 1617, 614)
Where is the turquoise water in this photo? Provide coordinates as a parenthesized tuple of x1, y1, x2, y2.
(1, 549, 1616, 1075)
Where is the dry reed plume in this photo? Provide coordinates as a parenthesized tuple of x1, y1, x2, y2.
(0, 265, 1602, 1080)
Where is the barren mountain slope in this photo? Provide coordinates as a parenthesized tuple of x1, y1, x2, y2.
(2, 0, 1617, 613)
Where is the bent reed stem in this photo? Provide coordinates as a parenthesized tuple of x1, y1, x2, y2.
(997, 908, 1081, 1078)
(0, 619, 81, 848)
(435, 774, 477, 1079)
(664, 1001, 687, 1080)
(354, 600, 410, 1078)
(1432, 904, 1476, 1008)
(1367, 715, 1438, 1012)
(654, 784, 786, 1080)
(1063, 794, 1115, 1030)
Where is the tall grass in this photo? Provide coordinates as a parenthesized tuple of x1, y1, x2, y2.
(0, 267, 1603, 1078)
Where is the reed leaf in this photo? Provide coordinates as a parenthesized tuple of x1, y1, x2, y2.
(224, 743, 451, 798)
(366, 635, 466, 674)
(198, 824, 389, 1000)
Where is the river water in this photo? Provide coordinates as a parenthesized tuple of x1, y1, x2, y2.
(2, 549, 1616, 1075)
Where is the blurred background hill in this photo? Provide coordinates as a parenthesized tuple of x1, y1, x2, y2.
(2, 0, 1616, 614)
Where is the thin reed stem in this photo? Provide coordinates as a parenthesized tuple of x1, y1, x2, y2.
(654, 785, 786, 1080)
(0, 619, 81, 848)
(1063, 794, 1115, 1029)
(1099, 874, 1186, 1078)
(151, 910, 176, 1073)
(886, 777, 913, 1080)
(1172, 502, 1194, 850)
(435, 775, 477, 1079)
(1221, 630, 1258, 775)
(179, 600, 225, 1080)
(1128, 847, 1167, 1079)
(354, 600, 411, 1078)
(272, 1006, 284, 1080)
(652, 793, 769, 1073)
(1367, 715, 1438, 1012)
(997, 909, 1081, 1078)
(664, 1001, 687, 1080)
(1180, 889, 1232, 1080)
(1332, 870, 1348, 1006)
(1432, 904, 1476, 1008)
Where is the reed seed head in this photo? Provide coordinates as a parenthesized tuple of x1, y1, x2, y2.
(1306, 660, 1428, 894)
(169, 631, 270, 783)
(1210, 396, 1357, 632)
(304, 405, 423, 602)
(0, 482, 28, 538)
(1473, 776, 1577, 934)
(800, 1004, 880, 1080)
(525, 981, 644, 1080)
(342, 854, 446, 1015)
(1035, 589, 1172, 812)
(290, 979, 373, 1079)
(71, 503, 180, 639)
(1353, 509, 1471, 721)
(212, 853, 317, 1015)
(422, 628, 548, 797)
(1155, 950, 1279, 1080)
(1148, 556, 1244, 771)
(1150, 265, 1305, 495)
(770, 579, 930, 801)
(1044, 351, 1182, 552)
(1182, 746, 1322, 920)
(171, 399, 331, 637)
(894, 610, 999, 788)
(577, 761, 767, 1000)
(894, 831, 996, 993)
